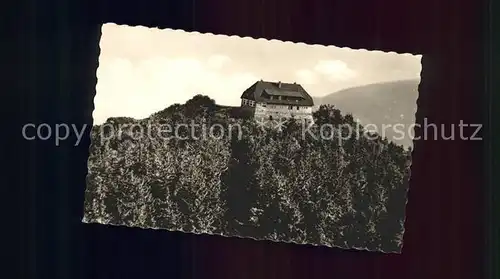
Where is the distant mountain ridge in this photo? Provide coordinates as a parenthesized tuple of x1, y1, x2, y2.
(315, 79, 420, 148)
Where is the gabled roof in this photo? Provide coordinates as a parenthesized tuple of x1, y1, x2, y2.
(240, 80, 315, 106)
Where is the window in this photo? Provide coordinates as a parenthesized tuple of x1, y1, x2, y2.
(288, 105, 293, 110)
(296, 106, 299, 110)
(262, 103, 267, 107)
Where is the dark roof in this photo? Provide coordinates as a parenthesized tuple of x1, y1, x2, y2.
(240, 80, 315, 106)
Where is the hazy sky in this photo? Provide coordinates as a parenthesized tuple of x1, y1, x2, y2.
(94, 23, 422, 124)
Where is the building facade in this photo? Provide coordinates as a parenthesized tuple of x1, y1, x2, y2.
(240, 80, 315, 123)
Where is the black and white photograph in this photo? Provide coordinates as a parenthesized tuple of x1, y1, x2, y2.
(84, 23, 422, 253)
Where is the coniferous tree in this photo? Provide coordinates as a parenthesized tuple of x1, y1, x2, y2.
(376, 143, 411, 250)
(221, 130, 259, 237)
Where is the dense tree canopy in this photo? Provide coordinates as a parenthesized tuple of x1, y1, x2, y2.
(85, 95, 411, 252)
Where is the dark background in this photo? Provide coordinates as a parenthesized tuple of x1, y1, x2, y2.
(16, 0, 485, 278)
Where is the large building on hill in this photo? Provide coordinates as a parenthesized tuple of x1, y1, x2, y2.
(240, 80, 315, 123)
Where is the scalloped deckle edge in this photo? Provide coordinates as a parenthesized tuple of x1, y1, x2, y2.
(84, 22, 422, 254)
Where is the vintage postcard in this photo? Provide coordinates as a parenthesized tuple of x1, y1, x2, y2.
(84, 23, 422, 253)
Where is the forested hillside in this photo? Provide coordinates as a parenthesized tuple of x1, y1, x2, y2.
(84, 95, 411, 252)
(316, 79, 419, 148)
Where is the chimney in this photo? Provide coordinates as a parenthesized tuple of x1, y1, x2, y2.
(278, 81, 281, 88)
